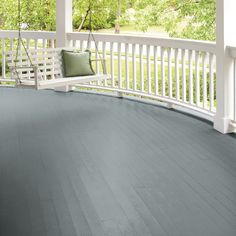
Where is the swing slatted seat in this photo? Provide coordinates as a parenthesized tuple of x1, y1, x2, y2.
(6, 48, 110, 91)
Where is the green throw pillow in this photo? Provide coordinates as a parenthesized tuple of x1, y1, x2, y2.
(62, 50, 95, 77)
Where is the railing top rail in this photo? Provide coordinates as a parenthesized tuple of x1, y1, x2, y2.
(0, 30, 56, 40)
(68, 32, 216, 53)
(0, 30, 216, 53)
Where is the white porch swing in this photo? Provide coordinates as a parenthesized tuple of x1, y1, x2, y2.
(6, 0, 110, 91)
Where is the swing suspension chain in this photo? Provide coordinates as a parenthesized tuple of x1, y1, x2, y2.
(86, 1, 105, 73)
(15, 0, 34, 84)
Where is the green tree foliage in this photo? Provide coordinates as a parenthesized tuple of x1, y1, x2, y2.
(0, 0, 56, 31)
(0, 0, 131, 31)
(0, 0, 216, 41)
(134, 0, 216, 41)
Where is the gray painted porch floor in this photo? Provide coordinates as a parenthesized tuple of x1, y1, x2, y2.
(0, 88, 236, 236)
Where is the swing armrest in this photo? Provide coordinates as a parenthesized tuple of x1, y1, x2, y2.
(9, 65, 39, 89)
(91, 59, 107, 74)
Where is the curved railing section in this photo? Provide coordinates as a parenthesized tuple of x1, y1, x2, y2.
(0, 30, 217, 118)
(68, 32, 217, 117)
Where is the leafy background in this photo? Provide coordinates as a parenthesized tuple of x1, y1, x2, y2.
(0, 0, 216, 41)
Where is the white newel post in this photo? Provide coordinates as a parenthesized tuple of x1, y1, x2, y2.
(214, 0, 236, 133)
(56, 0, 72, 47)
(55, 0, 72, 92)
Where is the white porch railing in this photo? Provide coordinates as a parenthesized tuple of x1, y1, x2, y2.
(68, 32, 217, 117)
(0, 30, 217, 118)
(229, 46, 236, 125)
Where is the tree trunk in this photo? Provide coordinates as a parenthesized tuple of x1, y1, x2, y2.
(115, 0, 121, 34)
(78, 7, 91, 32)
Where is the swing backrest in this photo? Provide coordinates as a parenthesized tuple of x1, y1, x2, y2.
(6, 48, 69, 81)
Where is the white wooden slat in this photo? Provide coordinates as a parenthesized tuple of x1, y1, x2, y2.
(139, 44, 144, 92)
(80, 40, 84, 51)
(161, 47, 165, 96)
(87, 39, 91, 50)
(26, 38, 31, 79)
(7, 52, 61, 61)
(73, 40, 76, 47)
(154, 46, 158, 95)
(95, 41, 99, 74)
(51, 39, 55, 80)
(19, 40, 23, 77)
(43, 39, 47, 80)
(34, 39, 38, 50)
(147, 45, 151, 94)
(234, 59, 236, 122)
(110, 42, 115, 87)
(43, 39, 46, 48)
(209, 53, 215, 111)
(132, 44, 137, 91)
(202, 52, 208, 109)
(51, 39, 55, 48)
(102, 41, 107, 86)
(6, 47, 63, 55)
(32, 38, 39, 82)
(15, 70, 62, 78)
(195, 51, 200, 106)
(26, 39, 30, 50)
(37, 74, 110, 90)
(13, 64, 61, 72)
(8, 59, 61, 67)
(168, 48, 172, 98)
(9, 39, 14, 78)
(125, 43, 130, 90)
(182, 49, 186, 102)
(95, 42, 100, 86)
(189, 50, 193, 104)
(118, 42, 122, 89)
(175, 48, 180, 101)
(2, 39, 6, 79)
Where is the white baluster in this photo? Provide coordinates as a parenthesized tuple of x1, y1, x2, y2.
(132, 44, 137, 91)
(161, 47, 165, 96)
(147, 45, 151, 94)
(43, 39, 47, 80)
(175, 48, 180, 100)
(168, 48, 172, 98)
(182, 49, 186, 102)
(118, 42, 122, 89)
(2, 39, 6, 80)
(202, 52, 207, 109)
(110, 42, 114, 87)
(139, 44, 144, 92)
(102, 41, 107, 86)
(195, 51, 200, 106)
(209, 53, 215, 111)
(154, 46, 158, 95)
(189, 50, 193, 104)
(125, 43, 129, 90)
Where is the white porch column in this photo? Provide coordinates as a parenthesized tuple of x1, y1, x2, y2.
(214, 0, 236, 133)
(56, 0, 72, 47)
